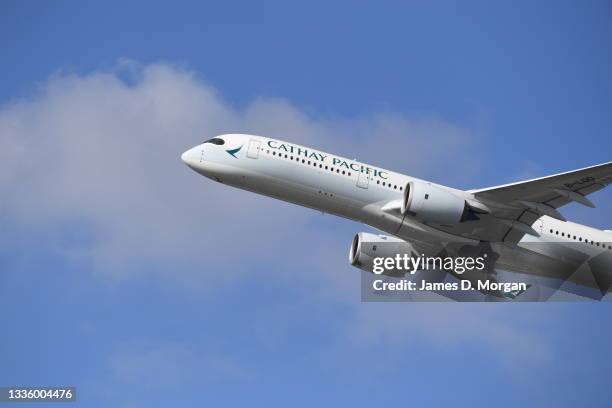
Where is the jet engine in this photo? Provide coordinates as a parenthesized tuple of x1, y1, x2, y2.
(401, 181, 471, 225)
(349, 232, 420, 276)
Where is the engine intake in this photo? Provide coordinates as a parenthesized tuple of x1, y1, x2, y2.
(349, 232, 417, 276)
(401, 181, 469, 225)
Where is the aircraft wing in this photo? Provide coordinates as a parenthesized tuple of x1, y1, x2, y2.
(470, 161, 612, 208)
(464, 161, 612, 243)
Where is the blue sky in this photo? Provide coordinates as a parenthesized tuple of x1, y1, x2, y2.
(1, 1, 611, 407)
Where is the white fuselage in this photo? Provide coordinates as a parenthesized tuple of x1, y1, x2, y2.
(182, 134, 611, 293)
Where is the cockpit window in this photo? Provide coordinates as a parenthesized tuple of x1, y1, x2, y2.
(203, 137, 225, 145)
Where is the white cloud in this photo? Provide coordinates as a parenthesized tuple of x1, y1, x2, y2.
(105, 340, 253, 396)
(0, 61, 556, 369)
(343, 303, 552, 369)
(83, 336, 254, 404)
(0, 61, 479, 283)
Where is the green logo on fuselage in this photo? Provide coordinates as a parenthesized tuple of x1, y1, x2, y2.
(226, 145, 243, 158)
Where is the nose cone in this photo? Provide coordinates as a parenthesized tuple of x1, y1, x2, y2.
(181, 146, 200, 169)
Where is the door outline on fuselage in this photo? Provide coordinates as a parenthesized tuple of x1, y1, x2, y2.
(356, 170, 369, 189)
(535, 218, 544, 235)
(247, 139, 261, 159)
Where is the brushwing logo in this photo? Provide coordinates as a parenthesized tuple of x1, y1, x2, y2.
(226, 145, 243, 158)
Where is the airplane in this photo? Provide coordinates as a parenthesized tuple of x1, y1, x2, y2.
(181, 134, 612, 301)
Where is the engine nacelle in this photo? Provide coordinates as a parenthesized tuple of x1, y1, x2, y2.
(401, 181, 468, 225)
(349, 232, 419, 276)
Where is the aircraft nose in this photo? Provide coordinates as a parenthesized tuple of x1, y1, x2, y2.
(181, 146, 200, 168)
(180, 149, 190, 163)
